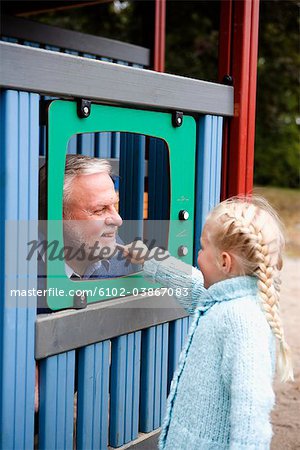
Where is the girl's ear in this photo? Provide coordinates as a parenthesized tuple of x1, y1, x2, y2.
(221, 252, 232, 274)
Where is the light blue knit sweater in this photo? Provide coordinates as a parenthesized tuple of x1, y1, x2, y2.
(143, 256, 276, 450)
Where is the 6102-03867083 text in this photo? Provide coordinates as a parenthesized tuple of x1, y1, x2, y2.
(10, 287, 190, 298)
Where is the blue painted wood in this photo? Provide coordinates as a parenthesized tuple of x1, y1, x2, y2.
(139, 324, 169, 432)
(95, 132, 112, 158)
(0, 90, 39, 450)
(45, 44, 61, 52)
(23, 41, 40, 48)
(148, 137, 170, 221)
(194, 115, 223, 264)
(78, 133, 95, 157)
(167, 317, 190, 392)
(67, 134, 78, 154)
(39, 351, 75, 450)
(109, 332, 141, 447)
(100, 57, 113, 63)
(147, 137, 170, 249)
(111, 132, 121, 158)
(1, 36, 18, 43)
(119, 133, 145, 242)
(77, 341, 110, 450)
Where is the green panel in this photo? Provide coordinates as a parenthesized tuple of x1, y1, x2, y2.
(47, 100, 196, 310)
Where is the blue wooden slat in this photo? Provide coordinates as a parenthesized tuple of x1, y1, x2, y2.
(67, 134, 78, 154)
(119, 133, 145, 242)
(78, 133, 95, 157)
(116, 60, 129, 66)
(140, 324, 169, 432)
(39, 351, 75, 450)
(159, 323, 169, 426)
(110, 335, 126, 447)
(167, 317, 190, 393)
(45, 44, 61, 52)
(153, 325, 162, 429)
(100, 57, 113, 62)
(194, 115, 223, 264)
(95, 132, 112, 158)
(65, 50, 79, 56)
(111, 132, 121, 158)
(110, 332, 141, 447)
(124, 333, 134, 443)
(23, 41, 40, 48)
(148, 137, 170, 221)
(132, 332, 141, 439)
(76, 341, 110, 450)
(139, 328, 155, 432)
(1, 36, 18, 43)
(147, 138, 170, 249)
(215, 117, 223, 201)
(0, 90, 39, 450)
(14, 93, 30, 449)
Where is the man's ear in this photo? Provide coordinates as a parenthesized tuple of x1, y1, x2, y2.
(221, 252, 232, 274)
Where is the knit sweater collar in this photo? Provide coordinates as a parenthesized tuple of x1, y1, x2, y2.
(197, 275, 258, 311)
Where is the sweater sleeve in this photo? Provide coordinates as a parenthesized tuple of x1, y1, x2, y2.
(220, 304, 275, 450)
(143, 255, 205, 315)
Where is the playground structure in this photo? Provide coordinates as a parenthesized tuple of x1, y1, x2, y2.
(0, 1, 260, 449)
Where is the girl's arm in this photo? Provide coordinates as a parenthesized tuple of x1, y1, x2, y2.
(118, 241, 205, 314)
(143, 255, 205, 315)
(220, 305, 275, 449)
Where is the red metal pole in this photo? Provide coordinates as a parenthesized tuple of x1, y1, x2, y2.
(154, 0, 166, 72)
(219, 0, 260, 199)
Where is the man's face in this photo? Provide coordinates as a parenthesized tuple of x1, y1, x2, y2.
(63, 172, 122, 259)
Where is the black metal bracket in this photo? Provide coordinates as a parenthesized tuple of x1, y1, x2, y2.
(77, 99, 91, 118)
(222, 75, 233, 86)
(172, 111, 183, 127)
(73, 292, 87, 309)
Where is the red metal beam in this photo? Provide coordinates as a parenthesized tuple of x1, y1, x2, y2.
(154, 0, 166, 72)
(219, 0, 260, 199)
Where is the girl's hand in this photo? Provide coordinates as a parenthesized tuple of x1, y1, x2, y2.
(116, 240, 149, 265)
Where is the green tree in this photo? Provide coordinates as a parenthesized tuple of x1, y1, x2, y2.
(26, 0, 299, 187)
(254, 0, 299, 188)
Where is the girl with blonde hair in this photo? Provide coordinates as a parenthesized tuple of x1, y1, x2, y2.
(122, 195, 293, 450)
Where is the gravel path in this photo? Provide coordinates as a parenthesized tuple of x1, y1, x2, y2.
(271, 257, 300, 449)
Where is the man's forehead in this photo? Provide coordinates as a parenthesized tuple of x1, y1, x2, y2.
(70, 173, 117, 202)
(89, 193, 119, 208)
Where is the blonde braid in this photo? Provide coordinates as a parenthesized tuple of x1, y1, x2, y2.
(253, 234, 294, 382)
(208, 196, 294, 382)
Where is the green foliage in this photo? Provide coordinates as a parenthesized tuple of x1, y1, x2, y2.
(254, 0, 299, 188)
(37, 1, 141, 44)
(36, 0, 299, 188)
(165, 0, 219, 82)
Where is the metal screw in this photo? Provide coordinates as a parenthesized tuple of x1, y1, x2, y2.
(83, 106, 89, 116)
(77, 99, 91, 119)
(179, 210, 189, 221)
(178, 245, 188, 257)
(172, 111, 183, 127)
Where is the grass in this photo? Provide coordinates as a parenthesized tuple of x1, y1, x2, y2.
(253, 186, 300, 258)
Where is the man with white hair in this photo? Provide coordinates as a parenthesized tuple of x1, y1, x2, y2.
(38, 155, 135, 304)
